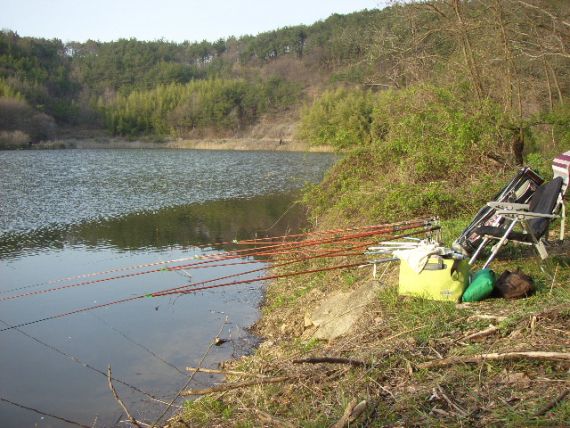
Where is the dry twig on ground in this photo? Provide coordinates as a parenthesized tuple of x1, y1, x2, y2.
(418, 351, 570, 370)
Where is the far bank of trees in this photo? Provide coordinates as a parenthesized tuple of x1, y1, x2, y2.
(100, 78, 300, 137)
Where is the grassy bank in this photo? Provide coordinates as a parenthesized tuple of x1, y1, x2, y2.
(167, 83, 569, 427)
(169, 219, 569, 427)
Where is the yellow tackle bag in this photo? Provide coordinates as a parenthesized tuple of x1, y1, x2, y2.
(398, 257, 469, 302)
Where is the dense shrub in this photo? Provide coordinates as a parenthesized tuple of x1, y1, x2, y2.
(302, 85, 515, 224)
(101, 78, 301, 137)
(297, 87, 373, 149)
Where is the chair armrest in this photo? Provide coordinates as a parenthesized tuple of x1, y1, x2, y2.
(496, 210, 559, 219)
(487, 201, 530, 211)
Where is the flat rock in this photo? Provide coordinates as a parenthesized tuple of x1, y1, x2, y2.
(305, 281, 380, 341)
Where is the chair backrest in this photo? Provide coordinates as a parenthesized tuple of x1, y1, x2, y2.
(528, 177, 564, 238)
(553, 151, 570, 195)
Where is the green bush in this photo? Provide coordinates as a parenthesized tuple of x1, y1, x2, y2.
(297, 87, 373, 149)
(101, 78, 301, 137)
(302, 85, 515, 224)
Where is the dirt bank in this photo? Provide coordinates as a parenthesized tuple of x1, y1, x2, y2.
(34, 137, 333, 153)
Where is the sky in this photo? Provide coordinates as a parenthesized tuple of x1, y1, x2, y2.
(1, 0, 389, 44)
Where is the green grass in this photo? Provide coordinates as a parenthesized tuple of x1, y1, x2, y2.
(182, 396, 235, 424)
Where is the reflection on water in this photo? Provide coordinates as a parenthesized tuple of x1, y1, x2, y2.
(0, 191, 307, 260)
(0, 192, 306, 427)
(0, 149, 333, 427)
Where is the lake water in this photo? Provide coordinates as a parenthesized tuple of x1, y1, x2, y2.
(0, 149, 335, 427)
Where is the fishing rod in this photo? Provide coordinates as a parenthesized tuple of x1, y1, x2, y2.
(0, 221, 431, 302)
(0, 218, 433, 296)
(0, 244, 367, 303)
(150, 245, 373, 298)
(0, 225, 438, 333)
(0, 260, 358, 333)
(156, 261, 366, 297)
(152, 227, 435, 298)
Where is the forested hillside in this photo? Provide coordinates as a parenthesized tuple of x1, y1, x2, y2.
(1, 0, 569, 153)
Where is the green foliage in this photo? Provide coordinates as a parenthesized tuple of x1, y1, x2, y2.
(0, 31, 78, 123)
(101, 78, 301, 136)
(1, 2, 569, 143)
(0, 79, 22, 99)
(302, 85, 514, 223)
(542, 103, 570, 151)
(298, 88, 374, 149)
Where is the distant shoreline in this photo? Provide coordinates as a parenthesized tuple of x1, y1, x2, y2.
(33, 137, 334, 153)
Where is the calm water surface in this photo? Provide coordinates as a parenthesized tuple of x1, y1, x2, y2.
(0, 149, 335, 427)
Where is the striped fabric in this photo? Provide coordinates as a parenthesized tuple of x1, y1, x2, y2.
(553, 150, 570, 193)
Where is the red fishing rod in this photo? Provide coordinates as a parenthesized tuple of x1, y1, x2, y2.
(1, 218, 433, 296)
(0, 260, 364, 333)
(0, 226, 438, 333)
(0, 241, 372, 303)
(0, 221, 432, 302)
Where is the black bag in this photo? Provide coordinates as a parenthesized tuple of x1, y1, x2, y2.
(494, 270, 534, 299)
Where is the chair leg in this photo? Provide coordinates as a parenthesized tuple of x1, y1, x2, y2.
(468, 237, 490, 265)
(522, 220, 549, 260)
(481, 220, 518, 269)
(560, 203, 566, 241)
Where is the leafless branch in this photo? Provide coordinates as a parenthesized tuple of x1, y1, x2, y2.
(107, 365, 143, 428)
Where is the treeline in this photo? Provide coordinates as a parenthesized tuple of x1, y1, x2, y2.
(101, 78, 300, 136)
(1, 1, 570, 147)
(0, 6, 413, 143)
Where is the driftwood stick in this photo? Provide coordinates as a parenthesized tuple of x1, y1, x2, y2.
(459, 325, 499, 342)
(535, 389, 569, 416)
(119, 420, 153, 428)
(181, 376, 291, 396)
(349, 401, 367, 423)
(107, 365, 143, 428)
(331, 399, 357, 428)
(293, 357, 367, 368)
(418, 352, 570, 370)
(185, 366, 269, 378)
(255, 409, 297, 428)
(330, 399, 367, 428)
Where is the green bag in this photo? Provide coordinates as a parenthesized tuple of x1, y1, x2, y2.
(462, 269, 495, 302)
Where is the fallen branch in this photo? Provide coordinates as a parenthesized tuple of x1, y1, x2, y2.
(459, 325, 499, 342)
(181, 376, 292, 396)
(107, 365, 143, 428)
(436, 386, 467, 417)
(185, 366, 270, 378)
(292, 357, 367, 368)
(255, 409, 297, 428)
(535, 389, 569, 416)
(331, 399, 367, 428)
(467, 314, 507, 322)
(418, 351, 570, 370)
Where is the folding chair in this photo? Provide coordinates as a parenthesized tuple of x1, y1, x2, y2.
(452, 167, 543, 256)
(468, 151, 569, 269)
